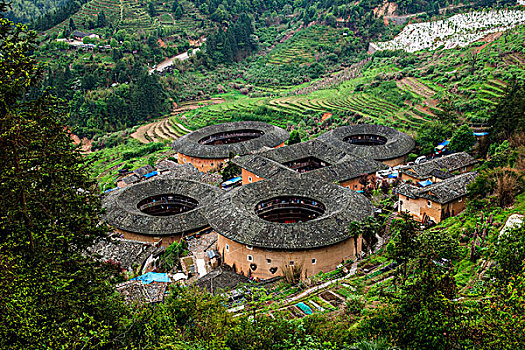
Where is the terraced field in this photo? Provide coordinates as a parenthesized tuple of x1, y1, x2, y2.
(478, 79, 507, 105)
(182, 92, 427, 131)
(266, 26, 343, 66)
(49, 0, 158, 33)
(49, 0, 121, 33)
(131, 118, 189, 144)
(396, 77, 436, 99)
(154, 0, 213, 38)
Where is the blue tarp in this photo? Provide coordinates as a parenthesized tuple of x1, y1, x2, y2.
(388, 171, 399, 178)
(296, 302, 313, 315)
(143, 171, 158, 178)
(418, 179, 433, 187)
(103, 187, 119, 193)
(131, 272, 171, 284)
(473, 132, 489, 137)
(222, 177, 242, 186)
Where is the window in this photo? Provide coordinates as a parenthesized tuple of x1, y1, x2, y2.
(289, 261, 294, 266)
(311, 258, 317, 265)
(399, 200, 403, 206)
(266, 258, 272, 264)
(248, 177, 252, 183)
(246, 245, 253, 250)
(256, 175, 260, 179)
(427, 200, 432, 207)
(458, 198, 463, 202)
(225, 244, 229, 252)
(354, 185, 357, 189)
(247, 255, 253, 262)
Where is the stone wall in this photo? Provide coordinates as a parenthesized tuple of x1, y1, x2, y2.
(116, 229, 183, 248)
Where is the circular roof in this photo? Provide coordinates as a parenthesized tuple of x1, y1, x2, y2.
(205, 177, 373, 250)
(103, 177, 221, 236)
(317, 124, 415, 161)
(172, 121, 289, 159)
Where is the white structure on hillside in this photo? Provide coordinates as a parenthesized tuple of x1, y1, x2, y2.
(373, 9, 525, 53)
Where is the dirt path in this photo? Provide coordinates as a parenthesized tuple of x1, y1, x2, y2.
(130, 124, 151, 144)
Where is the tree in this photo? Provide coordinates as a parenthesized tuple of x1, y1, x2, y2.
(449, 124, 476, 153)
(416, 121, 453, 155)
(0, 5, 125, 348)
(221, 152, 241, 181)
(489, 80, 525, 142)
(389, 212, 419, 282)
(287, 130, 301, 145)
(97, 10, 107, 28)
(173, 2, 183, 19)
(69, 17, 76, 31)
(148, 2, 156, 17)
(325, 13, 337, 27)
(493, 223, 525, 281)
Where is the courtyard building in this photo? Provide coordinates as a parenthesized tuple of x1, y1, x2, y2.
(171, 121, 289, 172)
(317, 124, 415, 166)
(204, 175, 373, 280)
(232, 139, 388, 189)
(103, 176, 222, 247)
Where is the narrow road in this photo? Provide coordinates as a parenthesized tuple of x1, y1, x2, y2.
(149, 48, 200, 74)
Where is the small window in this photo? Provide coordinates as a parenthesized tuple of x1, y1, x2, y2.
(246, 245, 253, 250)
(427, 200, 432, 207)
(247, 255, 253, 262)
(266, 258, 272, 264)
(312, 258, 317, 265)
(225, 244, 229, 252)
(256, 175, 260, 179)
(400, 200, 403, 206)
(211, 162, 214, 166)
(248, 177, 252, 183)
(458, 198, 463, 202)
(289, 261, 294, 266)
(183, 158, 186, 163)
(354, 185, 357, 189)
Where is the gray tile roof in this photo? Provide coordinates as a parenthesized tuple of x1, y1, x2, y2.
(103, 176, 222, 236)
(120, 174, 141, 185)
(171, 121, 289, 159)
(317, 124, 415, 161)
(232, 139, 387, 183)
(204, 176, 373, 250)
(402, 152, 478, 180)
(133, 165, 155, 176)
(396, 172, 477, 204)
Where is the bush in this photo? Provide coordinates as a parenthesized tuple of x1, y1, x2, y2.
(122, 142, 165, 160)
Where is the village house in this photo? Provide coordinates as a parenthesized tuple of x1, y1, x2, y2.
(400, 152, 478, 184)
(396, 172, 477, 224)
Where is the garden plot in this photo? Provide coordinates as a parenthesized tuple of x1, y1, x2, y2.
(372, 9, 525, 53)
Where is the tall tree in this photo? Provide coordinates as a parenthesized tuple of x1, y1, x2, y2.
(0, 5, 125, 348)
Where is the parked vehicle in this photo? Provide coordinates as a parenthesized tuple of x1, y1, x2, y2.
(415, 155, 427, 164)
